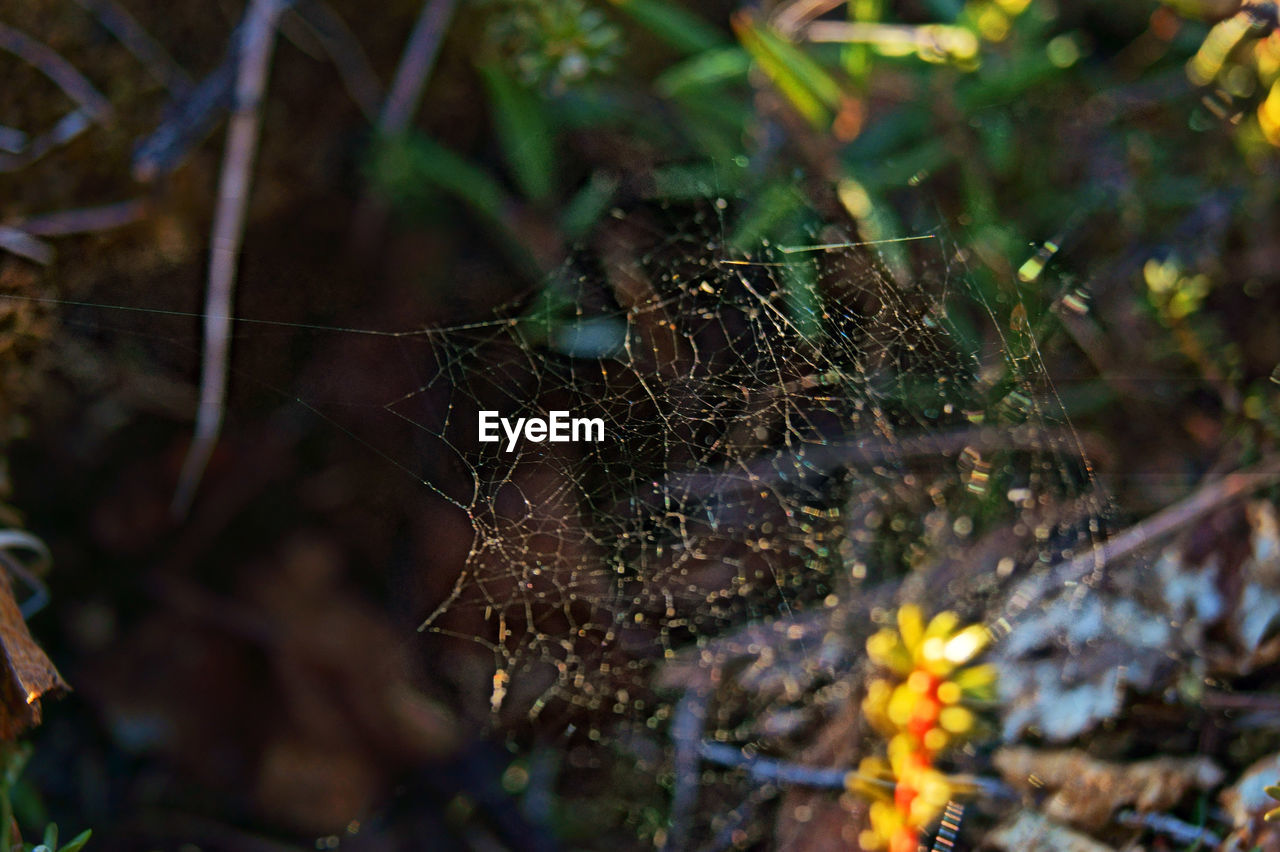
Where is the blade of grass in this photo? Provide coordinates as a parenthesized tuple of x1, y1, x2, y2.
(733, 13, 844, 128)
(560, 171, 618, 239)
(367, 134, 541, 275)
(654, 46, 750, 98)
(62, 829, 93, 852)
(172, 0, 284, 517)
(478, 62, 556, 202)
(606, 0, 726, 55)
(728, 180, 806, 255)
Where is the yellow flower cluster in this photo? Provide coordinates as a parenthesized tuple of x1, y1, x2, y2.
(1266, 781, 1280, 821)
(964, 0, 1033, 45)
(1185, 5, 1280, 146)
(848, 606, 997, 852)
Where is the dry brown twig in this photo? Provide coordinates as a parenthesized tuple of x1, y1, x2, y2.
(171, 0, 286, 516)
(284, 0, 384, 122)
(10, 199, 148, 237)
(0, 201, 148, 265)
(995, 453, 1280, 631)
(0, 21, 112, 173)
(0, 22, 112, 121)
(70, 0, 193, 94)
(349, 0, 461, 250)
(0, 229, 54, 266)
(0, 125, 27, 154)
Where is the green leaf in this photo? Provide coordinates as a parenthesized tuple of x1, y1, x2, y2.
(606, 0, 726, 55)
(654, 47, 751, 98)
(843, 0, 883, 84)
(368, 134, 509, 223)
(560, 172, 619, 239)
(733, 13, 845, 128)
(728, 181, 806, 255)
(366, 134, 542, 277)
(60, 830, 91, 852)
(648, 162, 742, 201)
(478, 62, 557, 202)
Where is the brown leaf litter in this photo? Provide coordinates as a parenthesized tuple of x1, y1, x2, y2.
(0, 561, 65, 738)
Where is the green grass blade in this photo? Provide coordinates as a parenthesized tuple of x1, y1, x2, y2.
(607, 0, 726, 55)
(478, 62, 557, 202)
(60, 829, 92, 852)
(654, 47, 751, 98)
(733, 14, 845, 127)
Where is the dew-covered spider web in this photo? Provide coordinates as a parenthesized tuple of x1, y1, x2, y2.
(14, 186, 1122, 846)
(272, 193, 1111, 733)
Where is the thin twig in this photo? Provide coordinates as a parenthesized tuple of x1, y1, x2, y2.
(378, 0, 459, 134)
(0, 228, 54, 265)
(803, 20, 956, 49)
(1202, 691, 1280, 711)
(288, 0, 383, 122)
(0, 109, 93, 172)
(997, 454, 1280, 629)
(699, 741, 850, 788)
(70, 0, 193, 94)
(0, 22, 112, 121)
(698, 741, 1018, 801)
(0, 23, 109, 172)
(131, 0, 375, 182)
(13, 199, 148, 236)
(662, 689, 712, 852)
(171, 0, 285, 517)
(0, 529, 52, 619)
(0, 125, 27, 154)
(772, 0, 845, 37)
(0, 200, 147, 264)
(132, 23, 244, 182)
(1116, 809, 1221, 846)
(349, 0, 459, 250)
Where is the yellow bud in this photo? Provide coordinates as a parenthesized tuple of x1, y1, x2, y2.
(1261, 81, 1280, 146)
(907, 669, 933, 694)
(924, 611, 960, 643)
(923, 727, 949, 752)
(939, 705, 975, 734)
(937, 681, 962, 704)
(868, 629, 913, 675)
(943, 624, 990, 665)
(887, 683, 918, 727)
(919, 772, 953, 807)
(921, 636, 947, 665)
(897, 605, 924, 652)
(953, 663, 998, 699)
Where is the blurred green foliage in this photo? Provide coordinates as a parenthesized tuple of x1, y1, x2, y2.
(0, 745, 90, 852)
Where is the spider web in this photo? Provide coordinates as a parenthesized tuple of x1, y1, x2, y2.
(7, 184, 1118, 846)
(280, 194, 1109, 733)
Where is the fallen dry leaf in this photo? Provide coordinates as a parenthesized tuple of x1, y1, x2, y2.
(994, 500, 1280, 742)
(994, 592, 1180, 742)
(0, 564, 66, 739)
(985, 811, 1117, 852)
(1218, 752, 1280, 852)
(993, 746, 1222, 831)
